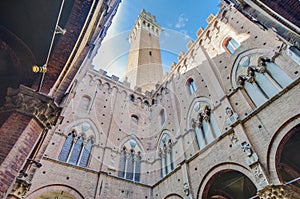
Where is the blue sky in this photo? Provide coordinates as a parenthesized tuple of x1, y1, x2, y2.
(92, 0, 220, 79)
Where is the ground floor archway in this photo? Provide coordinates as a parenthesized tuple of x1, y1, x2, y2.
(203, 170, 257, 199)
(276, 123, 300, 193)
(25, 184, 84, 199)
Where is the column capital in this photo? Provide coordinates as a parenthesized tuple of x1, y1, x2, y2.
(258, 184, 300, 199)
(0, 85, 61, 129)
(7, 177, 31, 199)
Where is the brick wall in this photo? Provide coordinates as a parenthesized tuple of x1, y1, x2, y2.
(0, 112, 42, 198)
(38, 0, 93, 94)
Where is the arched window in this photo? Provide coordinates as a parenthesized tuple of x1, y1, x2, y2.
(118, 139, 142, 182)
(144, 100, 150, 108)
(187, 78, 197, 95)
(129, 94, 135, 102)
(58, 132, 75, 162)
(58, 123, 94, 167)
(159, 132, 174, 178)
(190, 101, 221, 150)
(236, 54, 292, 107)
(160, 109, 165, 126)
(131, 115, 139, 125)
(224, 37, 240, 54)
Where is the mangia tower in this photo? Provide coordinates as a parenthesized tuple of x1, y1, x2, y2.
(125, 9, 163, 92)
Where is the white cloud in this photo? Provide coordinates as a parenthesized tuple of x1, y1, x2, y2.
(180, 30, 190, 40)
(175, 13, 188, 29)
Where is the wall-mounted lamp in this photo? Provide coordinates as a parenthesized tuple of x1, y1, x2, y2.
(32, 65, 47, 73)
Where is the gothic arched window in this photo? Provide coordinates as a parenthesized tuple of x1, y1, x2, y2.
(224, 37, 240, 54)
(58, 123, 94, 167)
(131, 115, 139, 125)
(236, 54, 292, 107)
(118, 139, 142, 182)
(159, 132, 174, 178)
(189, 101, 221, 150)
(187, 78, 197, 95)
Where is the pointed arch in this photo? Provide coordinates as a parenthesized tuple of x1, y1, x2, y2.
(267, 114, 300, 186)
(197, 163, 256, 199)
(25, 184, 84, 199)
(186, 77, 197, 95)
(232, 49, 292, 107)
(58, 121, 97, 167)
(187, 97, 221, 150)
(118, 136, 143, 182)
(158, 130, 175, 177)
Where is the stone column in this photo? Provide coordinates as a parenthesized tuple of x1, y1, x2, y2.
(160, 151, 166, 177)
(166, 147, 172, 174)
(0, 85, 61, 199)
(195, 126, 206, 149)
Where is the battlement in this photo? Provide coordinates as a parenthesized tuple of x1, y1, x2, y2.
(129, 9, 162, 42)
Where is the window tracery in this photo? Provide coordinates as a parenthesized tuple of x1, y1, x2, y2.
(58, 122, 94, 167)
(159, 132, 174, 177)
(118, 139, 142, 182)
(236, 54, 292, 107)
(190, 101, 221, 150)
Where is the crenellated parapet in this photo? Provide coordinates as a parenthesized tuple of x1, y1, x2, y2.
(129, 9, 161, 43)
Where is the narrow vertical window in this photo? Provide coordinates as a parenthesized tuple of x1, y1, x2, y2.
(160, 109, 165, 126)
(187, 78, 197, 94)
(58, 132, 75, 162)
(159, 132, 174, 178)
(79, 139, 92, 167)
(118, 148, 127, 178)
(126, 150, 134, 180)
(224, 38, 240, 54)
(68, 137, 83, 165)
(134, 153, 141, 182)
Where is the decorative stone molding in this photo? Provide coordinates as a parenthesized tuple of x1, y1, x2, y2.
(8, 177, 31, 199)
(252, 164, 268, 188)
(258, 185, 300, 199)
(0, 85, 61, 129)
(241, 141, 269, 188)
(241, 141, 258, 166)
(183, 182, 190, 196)
(237, 56, 272, 87)
(225, 107, 239, 126)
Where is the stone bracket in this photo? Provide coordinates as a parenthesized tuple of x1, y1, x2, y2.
(0, 85, 61, 129)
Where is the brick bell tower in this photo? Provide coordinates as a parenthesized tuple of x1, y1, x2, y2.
(125, 9, 163, 92)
